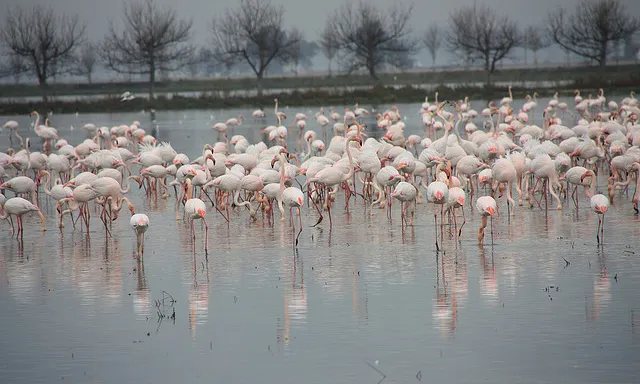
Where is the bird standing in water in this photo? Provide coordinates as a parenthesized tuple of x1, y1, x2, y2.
(590, 194, 609, 245)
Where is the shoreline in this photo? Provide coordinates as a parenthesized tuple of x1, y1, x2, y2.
(0, 83, 637, 116)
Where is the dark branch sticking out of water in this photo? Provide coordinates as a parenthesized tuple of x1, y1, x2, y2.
(562, 257, 570, 267)
(544, 285, 559, 301)
(153, 291, 176, 331)
(366, 360, 386, 384)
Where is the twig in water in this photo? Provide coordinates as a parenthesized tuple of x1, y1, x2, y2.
(562, 257, 570, 267)
(366, 360, 386, 384)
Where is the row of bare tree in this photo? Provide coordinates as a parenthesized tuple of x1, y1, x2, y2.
(0, 0, 638, 102)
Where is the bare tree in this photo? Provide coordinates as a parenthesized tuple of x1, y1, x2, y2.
(548, 0, 639, 69)
(288, 39, 302, 76)
(4, 54, 27, 84)
(74, 42, 98, 83)
(0, 5, 85, 102)
(210, 0, 301, 96)
(102, 0, 194, 99)
(523, 26, 551, 66)
(327, 1, 417, 79)
(446, 4, 520, 86)
(318, 24, 339, 76)
(423, 25, 443, 66)
(184, 49, 202, 78)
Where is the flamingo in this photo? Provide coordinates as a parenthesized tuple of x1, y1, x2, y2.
(274, 152, 305, 246)
(0, 197, 46, 237)
(391, 181, 418, 226)
(184, 177, 209, 254)
(58, 184, 99, 231)
(130, 212, 149, 259)
(445, 186, 466, 236)
(2, 120, 23, 147)
(590, 194, 609, 245)
(563, 166, 595, 209)
(252, 108, 266, 122)
(427, 168, 449, 251)
(476, 195, 497, 245)
(1, 176, 37, 205)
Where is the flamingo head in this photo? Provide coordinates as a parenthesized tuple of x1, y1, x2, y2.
(130, 176, 143, 188)
(197, 208, 206, 217)
(457, 196, 465, 206)
(595, 204, 607, 214)
(186, 168, 198, 178)
(205, 153, 216, 165)
(1, 182, 10, 189)
(297, 196, 304, 206)
(486, 206, 495, 215)
(580, 171, 595, 183)
(434, 191, 443, 200)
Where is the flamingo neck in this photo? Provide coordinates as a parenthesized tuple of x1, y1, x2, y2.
(345, 139, 355, 180)
(42, 171, 51, 194)
(185, 178, 193, 200)
(278, 154, 286, 194)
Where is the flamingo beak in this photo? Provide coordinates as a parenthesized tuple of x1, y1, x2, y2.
(598, 205, 607, 214)
(197, 208, 206, 217)
(297, 197, 303, 206)
(457, 197, 465, 205)
(487, 206, 495, 215)
(435, 191, 443, 200)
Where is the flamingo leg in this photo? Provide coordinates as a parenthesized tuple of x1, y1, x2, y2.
(295, 207, 303, 247)
(490, 216, 494, 246)
(458, 206, 466, 237)
(191, 219, 196, 254)
(203, 217, 209, 256)
(310, 191, 324, 227)
(327, 194, 333, 229)
(434, 208, 439, 251)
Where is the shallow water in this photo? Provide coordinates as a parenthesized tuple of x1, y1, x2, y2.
(1, 99, 640, 384)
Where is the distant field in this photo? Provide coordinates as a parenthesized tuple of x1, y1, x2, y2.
(1, 63, 639, 99)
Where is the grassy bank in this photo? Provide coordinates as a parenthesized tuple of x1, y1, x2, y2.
(0, 63, 638, 115)
(1, 82, 637, 116)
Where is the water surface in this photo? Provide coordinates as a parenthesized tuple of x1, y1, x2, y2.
(1, 99, 639, 384)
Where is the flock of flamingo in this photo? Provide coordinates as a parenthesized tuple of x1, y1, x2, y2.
(1, 88, 639, 257)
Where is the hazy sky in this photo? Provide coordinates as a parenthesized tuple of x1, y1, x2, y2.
(5, 0, 639, 45)
(2, 0, 639, 78)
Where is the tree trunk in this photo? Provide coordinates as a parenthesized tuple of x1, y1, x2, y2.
(149, 62, 156, 100)
(87, 72, 92, 84)
(599, 43, 607, 70)
(533, 50, 538, 67)
(368, 64, 378, 80)
(524, 47, 528, 65)
(256, 71, 264, 97)
(432, 55, 436, 66)
(328, 59, 332, 77)
(38, 77, 48, 104)
(485, 59, 492, 88)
